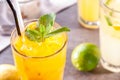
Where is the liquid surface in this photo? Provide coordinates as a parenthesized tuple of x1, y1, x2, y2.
(14, 22, 66, 57)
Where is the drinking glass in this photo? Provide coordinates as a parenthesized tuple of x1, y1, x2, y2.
(100, 0, 120, 72)
(77, 0, 99, 29)
(11, 20, 68, 80)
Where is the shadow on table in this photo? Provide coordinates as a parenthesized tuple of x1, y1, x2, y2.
(91, 63, 111, 74)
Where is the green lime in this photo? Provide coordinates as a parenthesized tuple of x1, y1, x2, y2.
(71, 43, 100, 71)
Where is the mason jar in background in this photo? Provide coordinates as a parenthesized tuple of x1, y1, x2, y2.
(77, 0, 99, 29)
(100, 0, 120, 72)
(18, 0, 41, 20)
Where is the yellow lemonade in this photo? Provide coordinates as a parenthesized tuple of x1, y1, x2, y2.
(11, 21, 67, 80)
(78, 0, 99, 29)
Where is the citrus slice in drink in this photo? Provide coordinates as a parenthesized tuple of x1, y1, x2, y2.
(71, 43, 100, 71)
(112, 26, 120, 30)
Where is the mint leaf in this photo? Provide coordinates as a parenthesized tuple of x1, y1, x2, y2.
(25, 13, 70, 42)
(39, 24, 45, 41)
(45, 23, 53, 34)
(39, 24, 45, 34)
(104, 16, 113, 26)
(38, 13, 56, 33)
(105, 0, 112, 5)
(105, 0, 113, 17)
(46, 27, 70, 38)
(25, 28, 41, 42)
(109, 11, 113, 16)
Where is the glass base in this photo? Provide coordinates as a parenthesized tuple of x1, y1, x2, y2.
(101, 58, 120, 73)
(78, 17, 99, 29)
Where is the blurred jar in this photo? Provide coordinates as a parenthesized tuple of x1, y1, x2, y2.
(77, 0, 99, 29)
(18, 0, 41, 20)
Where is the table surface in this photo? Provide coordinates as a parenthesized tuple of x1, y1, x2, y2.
(0, 4, 120, 80)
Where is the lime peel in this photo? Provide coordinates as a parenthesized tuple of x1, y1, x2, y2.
(71, 43, 101, 71)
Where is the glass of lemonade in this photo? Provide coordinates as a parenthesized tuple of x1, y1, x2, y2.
(11, 16, 68, 80)
(100, 0, 120, 72)
(77, 0, 99, 29)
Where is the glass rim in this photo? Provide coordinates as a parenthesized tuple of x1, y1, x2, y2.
(101, 0, 120, 13)
(10, 20, 67, 59)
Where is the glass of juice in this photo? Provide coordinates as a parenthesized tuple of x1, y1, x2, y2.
(10, 16, 68, 80)
(77, 0, 99, 29)
(100, 0, 120, 72)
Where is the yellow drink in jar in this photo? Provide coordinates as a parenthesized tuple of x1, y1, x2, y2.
(78, 0, 99, 29)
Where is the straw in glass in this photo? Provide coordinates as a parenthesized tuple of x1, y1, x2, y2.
(6, 0, 24, 36)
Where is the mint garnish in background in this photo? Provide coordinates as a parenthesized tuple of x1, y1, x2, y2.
(105, 0, 112, 5)
(105, 0, 114, 25)
(104, 16, 113, 26)
(25, 13, 70, 42)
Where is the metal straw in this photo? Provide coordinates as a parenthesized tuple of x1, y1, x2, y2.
(6, 0, 24, 36)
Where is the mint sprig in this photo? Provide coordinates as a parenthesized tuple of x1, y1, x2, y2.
(25, 13, 70, 42)
(104, 16, 113, 26)
(105, 0, 112, 5)
(45, 27, 70, 38)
